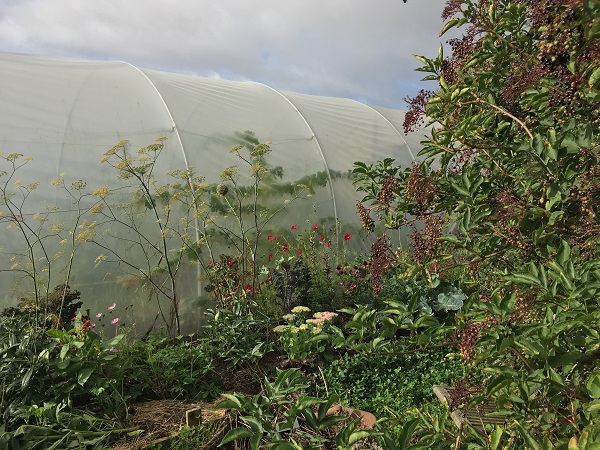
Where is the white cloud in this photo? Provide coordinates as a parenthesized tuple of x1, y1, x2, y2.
(0, 0, 451, 108)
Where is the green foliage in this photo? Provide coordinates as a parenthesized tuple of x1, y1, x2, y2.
(118, 334, 220, 402)
(338, 298, 446, 353)
(0, 319, 46, 427)
(0, 300, 135, 448)
(43, 312, 125, 415)
(378, 267, 466, 317)
(320, 346, 466, 419)
(0, 406, 137, 450)
(353, 0, 600, 446)
(217, 368, 376, 450)
(203, 298, 273, 368)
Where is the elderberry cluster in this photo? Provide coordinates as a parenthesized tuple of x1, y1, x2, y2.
(409, 214, 445, 265)
(491, 189, 530, 251)
(403, 89, 433, 134)
(453, 314, 499, 361)
(376, 176, 399, 212)
(369, 235, 396, 296)
(404, 162, 437, 215)
(356, 201, 375, 232)
(531, 0, 600, 122)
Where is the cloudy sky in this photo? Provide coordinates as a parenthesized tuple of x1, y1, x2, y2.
(0, 0, 451, 109)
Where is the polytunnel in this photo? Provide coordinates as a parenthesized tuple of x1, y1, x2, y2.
(0, 51, 427, 334)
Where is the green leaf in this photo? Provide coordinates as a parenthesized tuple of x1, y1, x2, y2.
(439, 18, 461, 37)
(17, 367, 33, 391)
(577, 124, 593, 147)
(219, 427, 253, 447)
(485, 365, 519, 378)
(413, 54, 430, 65)
(489, 426, 504, 450)
(544, 140, 558, 160)
(216, 394, 243, 410)
(513, 421, 541, 450)
(250, 432, 261, 450)
(505, 272, 542, 286)
(77, 367, 94, 386)
(587, 373, 600, 399)
(295, 396, 324, 411)
(450, 179, 471, 197)
(556, 240, 571, 267)
(589, 66, 600, 89)
(397, 418, 419, 449)
(547, 352, 582, 368)
(584, 399, 600, 415)
(242, 416, 263, 434)
(347, 430, 373, 446)
(434, 286, 465, 312)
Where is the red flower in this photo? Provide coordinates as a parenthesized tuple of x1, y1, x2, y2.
(227, 260, 233, 266)
(268, 253, 273, 261)
(208, 261, 214, 267)
(312, 224, 319, 230)
(267, 235, 272, 240)
(273, 236, 278, 241)
(297, 250, 302, 255)
(246, 285, 253, 292)
(283, 244, 289, 252)
(344, 233, 352, 241)
(326, 241, 331, 247)
(291, 224, 297, 230)
(319, 235, 325, 241)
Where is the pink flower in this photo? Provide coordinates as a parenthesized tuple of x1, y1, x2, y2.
(108, 303, 116, 311)
(297, 250, 302, 255)
(320, 311, 338, 321)
(111, 317, 119, 325)
(96, 313, 102, 318)
(291, 224, 297, 230)
(344, 233, 352, 241)
(312, 224, 319, 230)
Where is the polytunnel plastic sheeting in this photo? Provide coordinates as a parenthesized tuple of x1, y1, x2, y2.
(0, 53, 184, 208)
(277, 92, 418, 226)
(0, 51, 428, 333)
(140, 69, 323, 184)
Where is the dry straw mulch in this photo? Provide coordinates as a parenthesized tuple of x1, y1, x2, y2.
(110, 399, 227, 450)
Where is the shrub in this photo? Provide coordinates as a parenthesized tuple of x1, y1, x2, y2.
(353, 0, 600, 446)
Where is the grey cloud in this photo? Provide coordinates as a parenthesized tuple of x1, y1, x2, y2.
(0, 0, 451, 108)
